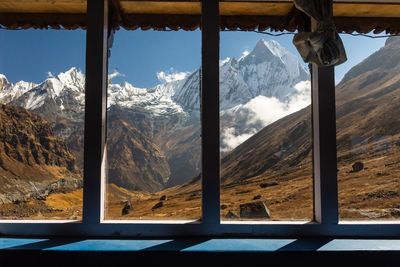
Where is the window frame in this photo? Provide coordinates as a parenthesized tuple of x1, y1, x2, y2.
(0, 0, 400, 238)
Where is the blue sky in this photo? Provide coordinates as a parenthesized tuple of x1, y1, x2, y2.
(0, 28, 387, 87)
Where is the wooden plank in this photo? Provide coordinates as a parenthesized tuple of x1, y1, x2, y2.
(334, 3, 400, 17)
(121, 1, 400, 17)
(121, 1, 201, 15)
(0, 0, 86, 14)
(1, 0, 400, 18)
(220, 2, 293, 16)
(82, 0, 108, 224)
(334, 0, 400, 3)
(121, 1, 293, 15)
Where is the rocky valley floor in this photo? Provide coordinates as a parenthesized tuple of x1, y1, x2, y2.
(2, 139, 400, 222)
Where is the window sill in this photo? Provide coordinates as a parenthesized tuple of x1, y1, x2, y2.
(1, 237, 399, 266)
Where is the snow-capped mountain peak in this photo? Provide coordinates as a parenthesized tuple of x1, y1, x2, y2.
(1, 39, 309, 129)
(0, 73, 37, 104)
(239, 39, 277, 65)
(50, 67, 85, 94)
(0, 74, 9, 90)
(264, 39, 287, 59)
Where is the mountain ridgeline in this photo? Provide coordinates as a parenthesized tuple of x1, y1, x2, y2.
(0, 39, 310, 193)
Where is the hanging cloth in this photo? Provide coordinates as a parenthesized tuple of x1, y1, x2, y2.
(292, 0, 347, 67)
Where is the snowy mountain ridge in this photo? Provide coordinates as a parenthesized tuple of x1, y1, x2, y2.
(0, 39, 310, 145)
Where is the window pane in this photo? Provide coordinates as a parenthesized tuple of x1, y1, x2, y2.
(219, 31, 313, 221)
(0, 28, 86, 220)
(105, 29, 202, 220)
(337, 35, 400, 220)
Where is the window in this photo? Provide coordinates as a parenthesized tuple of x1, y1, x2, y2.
(0, 0, 399, 238)
(335, 34, 400, 221)
(105, 29, 202, 221)
(0, 28, 86, 221)
(219, 31, 313, 221)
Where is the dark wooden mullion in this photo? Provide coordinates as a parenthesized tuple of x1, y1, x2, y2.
(312, 64, 339, 224)
(201, 0, 221, 224)
(311, 2, 339, 224)
(83, 0, 109, 224)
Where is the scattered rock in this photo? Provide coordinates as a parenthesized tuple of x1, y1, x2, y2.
(390, 209, 400, 217)
(221, 204, 228, 210)
(224, 210, 239, 219)
(351, 161, 364, 172)
(236, 190, 251, 194)
(152, 201, 164, 210)
(239, 201, 270, 219)
(259, 181, 279, 188)
(253, 195, 261, 200)
(160, 195, 167, 201)
(367, 190, 398, 199)
(121, 200, 132, 216)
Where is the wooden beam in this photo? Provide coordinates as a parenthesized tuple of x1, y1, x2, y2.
(312, 64, 339, 224)
(83, 0, 108, 224)
(201, 0, 220, 225)
(0, 0, 86, 14)
(311, 6, 339, 223)
(121, 1, 293, 16)
(334, 3, 400, 17)
(121, 1, 201, 15)
(220, 2, 293, 16)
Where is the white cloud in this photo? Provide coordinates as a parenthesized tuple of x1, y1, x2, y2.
(157, 68, 190, 83)
(221, 127, 257, 153)
(108, 70, 125, 81)
(220, 80, 311, 152)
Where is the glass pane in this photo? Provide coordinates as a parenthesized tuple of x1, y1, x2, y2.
(105, 29, 202, 220)
(219, 31, 313, 221)
(0, 28, 86, 220)
(337, 34, 400, 220)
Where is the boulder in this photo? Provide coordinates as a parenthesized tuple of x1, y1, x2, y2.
(239, 201, 270, 219)
(160, 195, 167, 201)
(224, 210, 239, 219)
(121, 200, 132, 215)
(259, 181, 279, 188)
(351, 161, 364, 172)
(152, 201, 164, 210)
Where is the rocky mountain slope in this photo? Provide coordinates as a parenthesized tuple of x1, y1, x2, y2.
(0, 104, 81, 205)
(107, 106, 170, 192)
(220, 36, 400, 183)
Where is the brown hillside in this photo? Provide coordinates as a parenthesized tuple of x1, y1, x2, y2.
(107, 109, 170, 192)
(0, 104, 81, 208)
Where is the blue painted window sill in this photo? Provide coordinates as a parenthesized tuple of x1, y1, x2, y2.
(1, 238, 400, 252)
